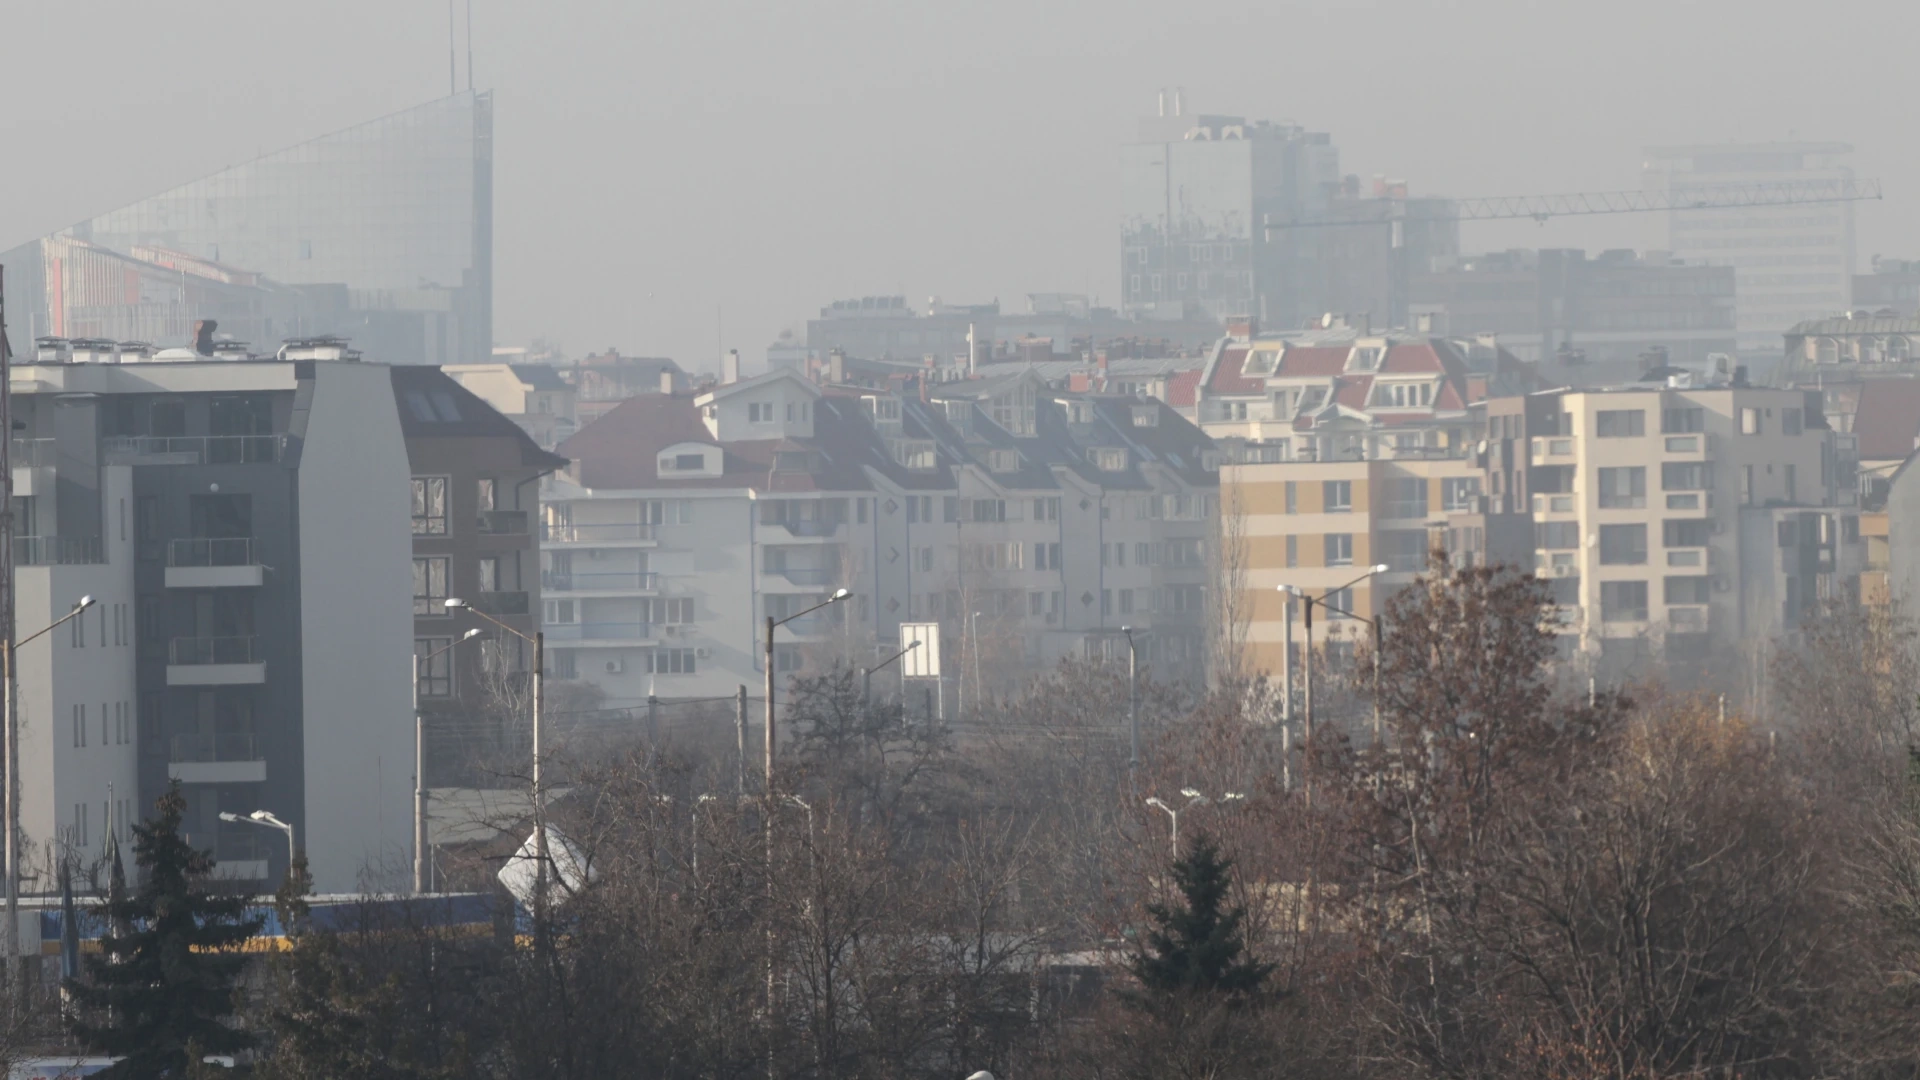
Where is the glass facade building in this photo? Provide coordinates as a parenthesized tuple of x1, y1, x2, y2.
(2, 91, 492, 364)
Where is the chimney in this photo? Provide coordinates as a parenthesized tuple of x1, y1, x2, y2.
(193, 320, 218, 356)
(966, 323, 978, 377)
(659, 370, 674, 395)
(1157, 89, 1166, 117)
(722, 349, 740, 384)
(829, 349, 845, 384)
(1173, 86, 1184, 117)
(1225, 316, 1258, 341)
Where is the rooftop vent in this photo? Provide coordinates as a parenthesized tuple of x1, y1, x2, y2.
(32, 337, 71, 364)
(277, 337, 362, 362)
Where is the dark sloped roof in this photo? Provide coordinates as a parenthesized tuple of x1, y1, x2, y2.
(1853, 379, 1920, 461)
(391, 366, 568, 469)
(556, 393, 873, 493)
(509, 364, 569, 391)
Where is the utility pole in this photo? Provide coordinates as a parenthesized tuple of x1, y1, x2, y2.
(1122, 627, 1141, 784)
(735, 685, 748, 798)
(646, 692, 659, 744)
(1, 266, 17, 974)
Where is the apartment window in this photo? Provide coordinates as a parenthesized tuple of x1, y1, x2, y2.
(1165, 538, 1203, 567)
(1092, 448, 1128, 472)
(650, 649, 697, 675)
(1324, 587, 1354, 617)
(1783, 409, 1804, 436)
(73, 704, 85, 748)
(943, 496, 959, 523)
(415, 638, 454, 698)
(1741, 465, 1755, 505)
(1596, 467, 1646, 509)
(1285, 481, 1297, 515)
(74, 804, 88, 849)
(750, 402, 774, 423)
(1536, 521, 1580, 550)
(1381, 530, 1428, 573)
(1325, 533, 1354, 567)
(1661, 407, 1704, 434)
(413, 556, 450, 615)
(917, 547, 934, 572)
(1285, 534, 1298, 568)
(1119, 590, 1134, 615)
(1598, 524, 1649, 565)
(1033, 542, 1063, 570)
(477, 478, 497, 512)
(1383, 477, 1428, 519)
(1662, 462, 1712, 491)
(411, 477, 449, 535)
(1100, 590, 1111, 616)
(1441, 477, 1481, 512)
(651, 598, 694, 624)
(1785, 465, 1797, 502)
(1600, 580, 1650, 622)
(1740, 407, 1761, 436)
(1323, 480, 1352, 513)
(1665, 576, 1711, 604)
(1595, 410, 1645, 438)
(642, 499, 693, 526)
(1663, 519, 1712, 547)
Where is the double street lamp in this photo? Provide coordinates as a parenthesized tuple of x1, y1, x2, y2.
(1278, 565, 1388, 746)
(1145, 787, 1246, 855)
(219, 809, 297, 873)
(5, 594, 94, 965)
(413, 628, 483, 894)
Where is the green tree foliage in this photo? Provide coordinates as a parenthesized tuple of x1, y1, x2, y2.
(64, 782, 262, 1078)
(1128, 834, 1272, 999)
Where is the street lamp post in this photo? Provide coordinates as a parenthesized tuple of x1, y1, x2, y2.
(861, 640, 919, 709)
(413, 628, 482, 894)
(220, 809, 296, 874)
(444, 598, 544, 916)
(1120, 627, 1146, 784)
(5, 595, 93, 967)
(1279, 565, 1388, 746)
(1144, 787, 1246, 856)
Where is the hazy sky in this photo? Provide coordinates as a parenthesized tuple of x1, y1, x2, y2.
(4, 0, 1917, 371)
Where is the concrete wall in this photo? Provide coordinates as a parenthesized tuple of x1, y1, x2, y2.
(296, 364, 414, 892)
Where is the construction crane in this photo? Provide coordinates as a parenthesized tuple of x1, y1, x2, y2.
(1261, 178, 1882, 230)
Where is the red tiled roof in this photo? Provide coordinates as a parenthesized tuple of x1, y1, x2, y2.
(1854, 380, 1920, 461)
(1205, 346, 1261, 394)
(1380, 342, 1449, 374)
(1165, 368, 1203, 408)
(1333, 374, 1375, 410)
(557, 395, 870, 493)
(1435, 381, 1466, 410)
(1277, 346, 1349, 377)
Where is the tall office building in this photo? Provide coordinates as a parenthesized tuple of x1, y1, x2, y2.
(1121, 103, 1339, 328)
(1643, 142, 1854, 359)
(2, 92, 493, 365)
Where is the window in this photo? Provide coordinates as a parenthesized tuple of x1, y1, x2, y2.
(1165, 538, 1203, 567)
(477, 478, 496, 512)
(1600, 580, 1650, 622)
(1536, 521, 1581, 550)
(73, 704, 85, 748)
(415, 638, 454, 698)
(1784, 409, 1803, 436)
(642, 499, 693, 526)
(1598, 524, 1648, 565)
(1119, 589, 1134, 615)
(1381, 530, 1427, 572)
(1595, 410, 1645, 437)
(1323, 587, 1354, 617)
(411, 477, 449, 535)
(1740, 407, 1761, 435)
(650, 649, 697, 674)
(1597, 467, 1646, 509)
(1385, 477, 1428, 519)
(1034, 542, 1063, 570)
(651, 598, 694, 624)
(1285, 535, 1298, 568)
(1661, 407, 1704, 434)
(1285, 481, 1297, 515)
(1665, 576, 1711, 604)
(1663, 519, 1711, 547)
(1662, 462, 1712, 491)
(749, 402, 774, 423)
(413, 557, 450, 615)
(1785, 464, 1797, 502)
(1442, 477, 1481, 511)
(1325, 533, 1354, 567)
(1092, 448, 1128, 472)
(1323, 480, 1352, 513)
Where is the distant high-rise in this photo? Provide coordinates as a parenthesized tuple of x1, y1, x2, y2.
(1120, 97, 1339, 328)
(1643, 142, 1854, 358)
(2, 91, 493, 365)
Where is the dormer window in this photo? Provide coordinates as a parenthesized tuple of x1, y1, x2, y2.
(1092, 448, 1128, 472)
(987, 449, 1019, 473)
(890, 438, 937, 471)
(1299, 387, 1327, 410)
(660, 452, 706, 472)
(1350, 346, 1383, 371)
(1243, 350, 1278, 376)
(1131, 406, 1159, 427)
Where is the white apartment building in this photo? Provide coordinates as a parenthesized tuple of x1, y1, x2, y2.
(1644, 142, 1856, 360)
(545, 368, 1221, 706)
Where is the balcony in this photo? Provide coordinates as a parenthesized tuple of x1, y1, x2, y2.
(13, 536, 104, 566)
(10, 439, 55, 496)
(1665, 548, 1708, 568)
(542, 570, 659, 594)
(477, 510, 529, 536)
(541, 522, 657, 547)
(775, 519, 842, 540)
(766, 566, 838, 587)
(1668, 605, 1710, 631)
(473, 591, 530, 617)
(165, 537, 263, 588)
(168, 732, 266, 784)
(543, 621, 656, 646)
(103, 434, 285, 466)
(167, 636, 266, 686)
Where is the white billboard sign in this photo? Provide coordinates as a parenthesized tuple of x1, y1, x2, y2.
(899, 622, 941, 678)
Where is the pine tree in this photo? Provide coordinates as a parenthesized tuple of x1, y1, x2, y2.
(65, 782, 263, 1078)
(1128, 833, 1272, 1000)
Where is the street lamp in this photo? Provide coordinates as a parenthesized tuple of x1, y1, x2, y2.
(220, 809, 297, 876)
(5, 594, 94, 964)
(1310, 595, 1389, 745)
(1120, 626, 1148, 785)
(413, 628, 483, 894)
(1144, 787, 1246, 856)
(1279, 564, 1388, 746)
(861, 639, 919, 708)
(445, 596, 548, 915)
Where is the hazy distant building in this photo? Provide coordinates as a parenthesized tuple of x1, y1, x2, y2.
(1408, 249, 1736, 378)
(1854, 257, 1920, 318)
(1120, 103, 1339, 327)
(1315, 177, 1460, 328)
(2, 92, 493, 365)
(805, 294, 1223, 365)
(1643, 142, 1854, 358)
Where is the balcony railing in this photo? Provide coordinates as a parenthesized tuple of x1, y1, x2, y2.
(543, 622, 654, 642)
(170, 732, 261, 763)
(170, 636, 258, 665)
(769, 567, 837, 586)
(474, 591, 530, 616)
(167, 537, 255, 567)
(8, 438, 55, 467)
(104, 435, 284, 465)
(542, 570, 658, 591)
(541, 522, 656, 543)
(1670, 606, 1710, 631)
(777, 519, 841, 538)
(477, 510, 529, 535)
(14, 536, 104, 566)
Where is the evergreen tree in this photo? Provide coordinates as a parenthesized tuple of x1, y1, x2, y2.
(65, 782, 263, 1078)
(1128, 833, 1272, 999)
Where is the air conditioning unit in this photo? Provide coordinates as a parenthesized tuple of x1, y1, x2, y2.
(604, 658, 626, 674)
(1552, 564, 1574, 578)
(695, 647, 712, 659)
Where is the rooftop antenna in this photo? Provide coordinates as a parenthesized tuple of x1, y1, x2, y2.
(447, 0, 457, 95)
(466, 0, 474, 92)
